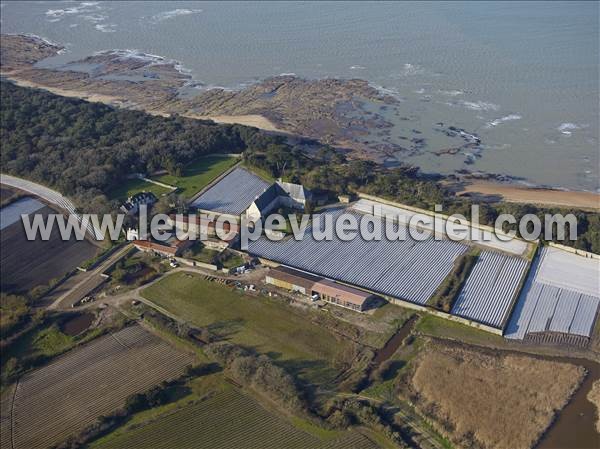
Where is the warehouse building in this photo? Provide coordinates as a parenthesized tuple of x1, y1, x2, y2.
(265, 266, 322, 295)
(265, 266, 376, 312)
(191, 167, 311, 222)
(312, 279, 376, 312)
(191, 167, 271, 220)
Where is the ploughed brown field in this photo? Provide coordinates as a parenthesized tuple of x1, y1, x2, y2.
(405, 343, 585, 449)
(7, 324, 195, 449)
(0, 206, 99, 293)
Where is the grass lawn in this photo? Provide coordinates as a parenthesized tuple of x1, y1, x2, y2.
(107, 178, 171, 201)
(183, 242, 220, 264)
(218, 249, 245, 268)
(89, 373, 230, 448)
(108, 252, 163, 288)
(152, 155, 238, 199)
(25, 324, 73, 356)
(141, 272, 354, 384)
(415, 314, 506, 347)
(3, 323, 73, 364)
(3, 317, 103, 368)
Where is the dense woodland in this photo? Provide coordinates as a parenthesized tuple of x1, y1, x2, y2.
(0, 81, 277, 212)
(1, 81, 598, 252)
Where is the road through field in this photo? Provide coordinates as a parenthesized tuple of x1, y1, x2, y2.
(48, 244, 133, 310)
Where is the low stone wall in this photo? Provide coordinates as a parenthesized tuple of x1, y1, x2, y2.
(173, 256, 218, 271)
(548, 242, 600, 259)
(356, 192, 533, 249)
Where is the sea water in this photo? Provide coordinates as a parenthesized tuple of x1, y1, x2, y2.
(1, 1, 598, 191)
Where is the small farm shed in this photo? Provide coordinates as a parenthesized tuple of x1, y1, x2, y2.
(265, 266, 322, 295)
(312, 279, 375, 312)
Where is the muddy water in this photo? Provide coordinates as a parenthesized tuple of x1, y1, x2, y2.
(537, 356, 600, 449)
(61, 312, 94, 336)
(373, 316, 418, 367)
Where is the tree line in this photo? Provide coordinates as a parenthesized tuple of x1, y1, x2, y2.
(1, 81, 281, 212)
(2, 81, 597, 252)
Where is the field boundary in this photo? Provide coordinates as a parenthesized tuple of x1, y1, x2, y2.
(547, 242, 600, 259)
(135, 174, 177, 192)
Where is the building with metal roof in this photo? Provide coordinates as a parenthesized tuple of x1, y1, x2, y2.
(265, 266, 322, 295)
(451, 251, 529, 329)
(312, 279, 375, 312)
(276, 180, 312, 208)
(246, 183, 282, 221)
(505, 246, 600, 342)
(191, 167, 272, 217)
(191, 167, 311, 221)
(249, 208, 469, 306)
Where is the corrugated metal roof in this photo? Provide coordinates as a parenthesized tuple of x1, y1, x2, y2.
(267, 266, 322, 290)
(191, 167, 271, 215)
(248, 208, 469, 305)
(253, 183, 280, 211)
(450, 251, 528, 328)
(570, 295, 600, 336)
(312, 279, 373, 305)
(535, 246, 600, 296)
(505, 247, 600, 339)
(277, 181, 310, 201)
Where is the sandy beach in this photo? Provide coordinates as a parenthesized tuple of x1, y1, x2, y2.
(460, 181, 600, 211)
(3, 73, 283, 133)
(4, 75, 124, 105)
(191, 114, 283, 133)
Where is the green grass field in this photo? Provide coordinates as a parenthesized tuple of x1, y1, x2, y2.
(141, 272, 354, 383)
(415, 314, 505, 346)
(184, 242, 220, 264)
(152, 155, 238, 199)
(108, 178, 171, 201)
(91, 388, 378, 449)
(2, 317, 104, 378)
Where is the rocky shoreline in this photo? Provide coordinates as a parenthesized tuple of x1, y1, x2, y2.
(0, 34, 490, 164)
(0, 34, 400, 159)
(2, 33, 598, 208)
